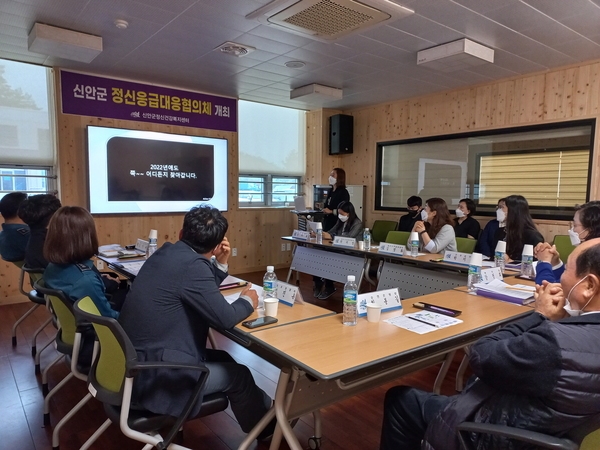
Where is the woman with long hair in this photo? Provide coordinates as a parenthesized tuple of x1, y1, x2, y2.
(535, 201, 600, 283)
(322, 167, 350, 231)
(43, 206, 119, 318)
(474, 198, 506, 258)
(493, 195, 543, 261)
(313, 201, 364, 299)
(412, 197, 457, 253)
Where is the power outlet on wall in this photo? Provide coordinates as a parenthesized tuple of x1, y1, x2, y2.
(281, 243, 286, 252)
(232, 248, 237, 257)
(96, 259, 105, 270)
(286, 243, 291, 251)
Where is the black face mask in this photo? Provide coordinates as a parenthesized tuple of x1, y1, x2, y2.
(409, 209, 420, 218)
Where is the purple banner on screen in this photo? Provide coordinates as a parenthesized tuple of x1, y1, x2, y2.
(60, 70, 237, 132)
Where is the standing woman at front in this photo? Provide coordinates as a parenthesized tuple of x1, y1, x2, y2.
(493, 194, 543, 261)
(322, 168, 350, 231)
(412, 197, 457, 253)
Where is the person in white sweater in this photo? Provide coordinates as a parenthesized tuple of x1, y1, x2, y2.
(412, 197, 457, 254)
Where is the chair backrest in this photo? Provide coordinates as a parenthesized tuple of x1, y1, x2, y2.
(386, 231, 410, 246)
(553, 235, 576, 262)
(34, 280, 77, 346)
(371, 220, 398, 243)
(581, 428, 600, 449)
(456, 237, 477, 254)
(11, 260, 24, 269)
(19, 265, 44, 296)
(73, 296, 133, 405)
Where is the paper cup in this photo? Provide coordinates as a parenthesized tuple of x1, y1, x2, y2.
(366, 304, 383, 323)
(149, 229, 158, 239)
(469, 252, 483, 266)
(358, 241, 365, 250)
(264, 298, 279, 318)
(409, 231, 419, 243)
(316, 222, 323, 230)
(522, 244, 534, 256)
(495, 241, 506, 253)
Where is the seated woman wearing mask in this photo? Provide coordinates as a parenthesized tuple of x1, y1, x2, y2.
(454, 198, 480, 239)
(313, 202, 363, 299)
(412, 197, 457, 254)
(535, 201, 600, 284)
(492, 195, 543, 261)
(475, 198, 506, 258)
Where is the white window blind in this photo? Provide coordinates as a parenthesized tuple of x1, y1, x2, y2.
(0, 59, 54, 166)
(238, 100, 306, 176)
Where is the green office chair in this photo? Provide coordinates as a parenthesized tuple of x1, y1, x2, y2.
(456, 237, 477, 254)
(34, 280, 99, 450)
(11, 265, 51, 357)
(73, 296, 229, 450)
(370, 220, 398, 243)
(553, 235, 576, 262)
(458, 411, 600, 450)
(385, 231, 410, 246)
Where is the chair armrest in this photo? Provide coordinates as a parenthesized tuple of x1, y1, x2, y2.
(458, 422, 579, 450)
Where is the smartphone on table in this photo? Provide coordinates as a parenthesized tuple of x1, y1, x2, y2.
(242, 316, 278, 329)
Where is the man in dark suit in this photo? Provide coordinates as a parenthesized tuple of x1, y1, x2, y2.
(119, 205, 272, 438)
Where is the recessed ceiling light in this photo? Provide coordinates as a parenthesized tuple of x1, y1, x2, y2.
(215, 41, 256, 57)
(114, 19, 129, 30)
(285, 60, 305, 68)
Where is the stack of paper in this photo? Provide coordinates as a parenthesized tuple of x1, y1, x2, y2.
(474, 279, 535, 305)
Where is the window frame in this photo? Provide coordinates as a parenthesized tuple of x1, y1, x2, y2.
(238, 174, 302, 208)
(375, 119, 595, 220)
(0, 164, 57, 197)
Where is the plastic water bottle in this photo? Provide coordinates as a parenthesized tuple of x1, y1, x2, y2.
(410, 231, 419, 257)
(263, 266, 278, 299)
(316, 222, 323, 244)
(363, 228, 371, 251)
(520, 244, 534, 278)
(147, 229, 158, 257)
(343, 275, 358, 326)
(467, 252, 483, 292)
(494, 241, 506, 272)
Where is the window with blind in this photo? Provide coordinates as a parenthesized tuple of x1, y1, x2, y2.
(238, 100, 305, 207)
(376, 120, 594, 219)
(0, 59, 55, 199)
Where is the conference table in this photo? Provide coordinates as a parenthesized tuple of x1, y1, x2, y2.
(230, 288, 532, 450)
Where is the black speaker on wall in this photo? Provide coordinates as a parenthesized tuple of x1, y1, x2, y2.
(329, 114, 353, 155)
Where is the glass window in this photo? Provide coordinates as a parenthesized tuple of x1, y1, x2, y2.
(376, 121, 594, 218)
(239, 174, 301, 207)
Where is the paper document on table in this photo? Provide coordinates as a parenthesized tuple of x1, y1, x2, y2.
(385, 311, 463, 334)
(114, 260, 145, 276)
(474, 279, 535, 305)
(224, 285, 264, 305)
(98, 244, 124, 257)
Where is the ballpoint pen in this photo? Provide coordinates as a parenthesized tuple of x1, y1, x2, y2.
(219, 281, 249, 290)
(407, 316, 438, 328)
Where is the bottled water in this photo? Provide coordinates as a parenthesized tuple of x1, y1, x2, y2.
(316, 223, 323, 244)
(494, 250, 505, 272)
(363, 228, 371, 251)
(263, 266, 278, 299)
(343, 275, 358, 326)
(410, 232, 419, 257)
(467, 264, 481, 292)
(521, 255, 534, 278)
(147, 229, 158, 257)
(520, 244, 534, 278)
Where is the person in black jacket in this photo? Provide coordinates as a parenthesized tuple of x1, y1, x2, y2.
(322, 168, 350, 231)
(17, 194, 61, 269)
(453, 198, 480, 239)
(398, 195, 423, 232)
(380, 238, 600, 450)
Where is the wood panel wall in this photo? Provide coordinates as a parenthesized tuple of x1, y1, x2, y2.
(305, 61, 600, 242)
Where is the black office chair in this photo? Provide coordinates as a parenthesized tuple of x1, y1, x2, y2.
(458, 412, 600, 450)
(73, 296, 229, 450)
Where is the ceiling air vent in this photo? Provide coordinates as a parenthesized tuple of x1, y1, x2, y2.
(247, 0, 413, 42)
(215, 41, 256, 57)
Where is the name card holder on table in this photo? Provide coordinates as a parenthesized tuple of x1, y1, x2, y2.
(276, 281, 303, 306)
(443, 251, 472, 265)
(357, 288, 402, 317)
(480, 266, 504, 283)
(333, 236, 356, 248)
(292, 230, 310, 240)
(378, 242, 405, 256)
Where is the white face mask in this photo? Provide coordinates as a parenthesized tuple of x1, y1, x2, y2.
(455, 208, 465, 218)
(328, 176, 337, 186)
(496, 209, 506, 223)
(564, 275, 593, 316)
(421, 209, 429, 221)
(568, 228, 582, 246)
(338, 214, 349, 223)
